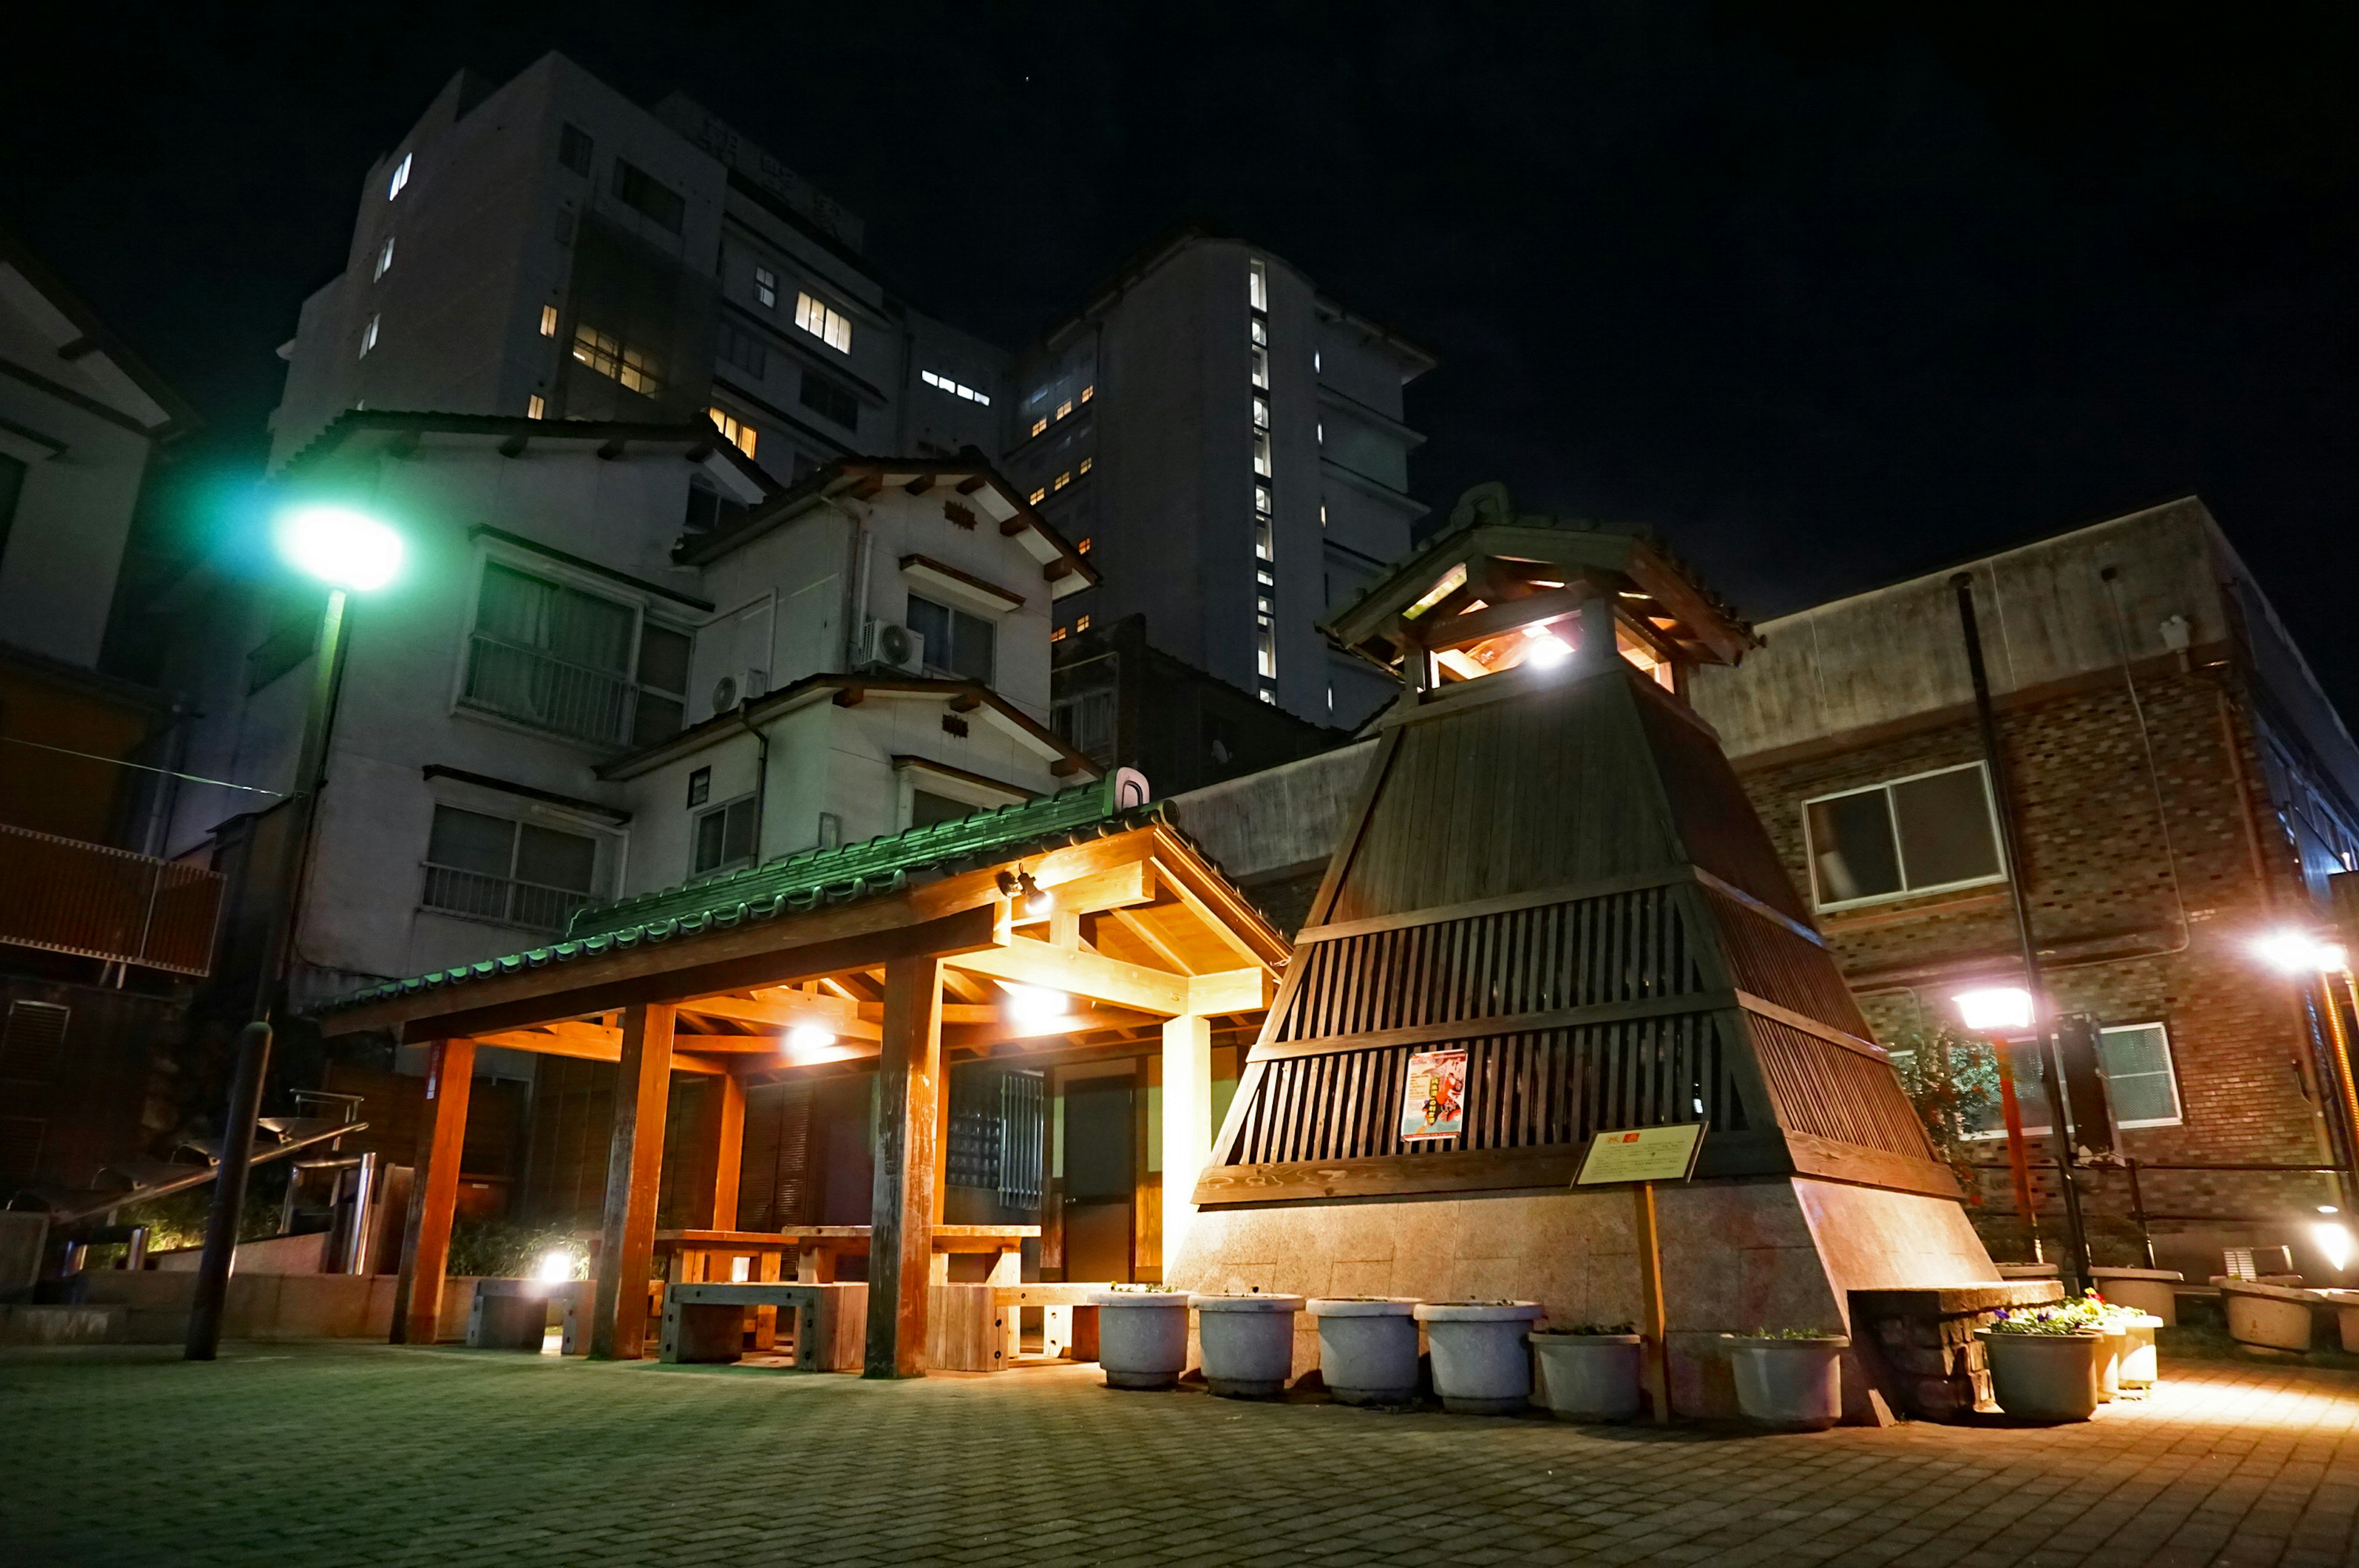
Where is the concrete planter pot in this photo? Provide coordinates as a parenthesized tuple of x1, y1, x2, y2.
(2221, 1282, 2318, 1352)
(2090, 1266, 2183, 1325)
(1414, 1301, 1543, 1414)
(1528, 1332, 1643, 1422)
(1725, 1337, 1848, 1432)
(1307, 1298, 1421, 1406)
(1977, 1331, 2100, 1422)
(2119, 1314, 2164, 1388)
(1190, 1294, 1304, 1398)
(2095, 1325, 2127, 1402)
(1089, 1290, 1191, 1390)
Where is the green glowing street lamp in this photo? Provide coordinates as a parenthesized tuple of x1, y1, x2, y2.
(187, 504, 404, 1361)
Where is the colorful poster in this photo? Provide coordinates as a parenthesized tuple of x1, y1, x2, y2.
(1399, 1048, 1468, 1141)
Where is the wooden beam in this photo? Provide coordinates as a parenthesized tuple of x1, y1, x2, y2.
(904, 474, 934, 495)
(950, 937, 1191, 1015)
(1151, 856, 1285, 969)
(1037, 859, 1156, 917)
(678, 993, 878, 1039)
(1415, 586, 1589, 653)
(846, 472, 884, 499)
(705, 1072, 746, 1230)
(472, 1026, 724, 1074)
(866, 957, 942, 1378)
(590, 1005, 676, 1359)
(833, 686, 865, 707)
(942, 1006, 1157, 1053)
(955, 473, 988, 494)
(389, 1039, 473, 1346)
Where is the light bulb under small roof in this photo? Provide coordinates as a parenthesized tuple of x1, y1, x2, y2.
(2252, 929, 2347, 975)
(1002, 983, 1070, 1025)
(1954, 986, 2035, 1033)
(1523, 634, 1573, 668)
(276, 504, 404, 591)
(784, 1023, 837, 1053)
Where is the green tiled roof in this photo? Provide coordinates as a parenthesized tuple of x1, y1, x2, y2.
(315, 776, 1164, 1016)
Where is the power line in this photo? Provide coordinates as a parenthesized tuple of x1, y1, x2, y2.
(0, 735, 284, 797)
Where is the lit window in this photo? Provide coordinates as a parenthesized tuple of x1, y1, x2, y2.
(1253, 397, 1270, 429)
(1054, 472, 1071, 490)
(1253, 431, 1271, 477)
(1077, 537, 1092, 554)
(1316, 421, 1324, 445)
(1254, 518, 1273, 564)
(527, 394, 546, 419)
(1255, 485, 1273, 516)
(1057, 399, 1073, 421)
(539, 305, 558, 337)
(1030, 418, 1048, 437)
(1320, 502, 1328, 527)
(1050, 626, 1067, 644)
(1251, 318, 1267, 347)
(1256, 623, 1277, 679)
(1078, 456, 1092, 475)
(1803, 764, 2004, 909)
(359, 314, 379, 357)
(388, 153, 412, 200)
(571, 325, 660, 396)
(1314, 350, 1322, 373)
(754, 266, 777, 309)
(1251, 346, 1269, 389)
(1081, 384, 1095, 402)
(1248, 258, 1267, 312)
(1029, 486, 1047, 504)
(920, 370, 988, 406)
(708, 407, 757, 458)
(374, 237, 394, 280)
(794, 291, 851, 353)
(1076, 614, 1091, 633)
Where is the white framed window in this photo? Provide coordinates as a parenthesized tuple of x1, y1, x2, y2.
(539, 305, 558, 337)
(921, 369, 990, 406)
(794, 291, 851, 353)
(1248, 257, 1267, 312)
(1252, 396, 1270, 429)
(459, 561, 687, 748)
(1251, 346, 1269, 389)
(906, 593, 995, 685)
(1255, 483, 1273, 516)
(421, 805, 600, 932)
(708, 407, 757, 458)
(692, 796, 759, 876)
(1251, 318, 1267, 347)
(388, 153, 412, 200)
(571, 324, 659, 396)
(526, 394, 546, 419)
(2100, 1023, 2184, 1128)
(374, 237, 394, 280)
(754, 265, 777, 309)
(359, 315, 380, 357)
(1802, 762, 2005, 910)
(1253, 430, 1271, 477)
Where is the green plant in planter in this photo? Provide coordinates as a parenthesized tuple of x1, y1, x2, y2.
(1108, 1281, 1180, 1293)
(1987, 1297, 2105, 1335)
(1546, 1322, 1638, 1336)
(1735, 1326, 1845, 1340)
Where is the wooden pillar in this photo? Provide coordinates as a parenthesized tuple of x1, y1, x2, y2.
(703, 1071, 746, 1231)
(865, 955, 942, 1378)
(589, 1004, 676, 1360)
(390, 1038, 474, 1346)
(1159, 1015, 1211, 1280)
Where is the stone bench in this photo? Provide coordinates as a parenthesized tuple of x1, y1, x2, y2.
(659, 1281, 867, 1370)
(466, 1278, 588, 1351)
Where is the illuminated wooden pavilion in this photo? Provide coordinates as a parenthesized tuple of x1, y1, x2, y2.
(313, 777, 1286, 1373)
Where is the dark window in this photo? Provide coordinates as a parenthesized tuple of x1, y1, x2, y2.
(463, 563, 636, 743)
(0, 453, 25, 564)
(912, 790, 972, 828)
(904, 593, 995, 686)
(421, 805, 599, 931)
(0, 1000, 69, 1083)
(632, 624, 690, 748)
(692, 797, 758, 875)
(682, 480, 746, 539)
(719, 325, 767, 378)
(610, 159, 685, 233)
(1804, 763, 2002, 907)
(687, 767, 711, 809)
(799, 370, 858, 429)
(558, 123, 593, 176)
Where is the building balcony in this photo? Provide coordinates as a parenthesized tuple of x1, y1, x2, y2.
(0, 824, 224, 976)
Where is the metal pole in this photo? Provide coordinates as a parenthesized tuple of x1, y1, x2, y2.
(1952, 572, 2091, 1295)
(187, 587, 350, 1360)
(1994, 1048, 2041, 1260)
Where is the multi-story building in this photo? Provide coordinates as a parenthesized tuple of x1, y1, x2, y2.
(1004, 229, 1433, 730)
(268, 53, 1006, 496)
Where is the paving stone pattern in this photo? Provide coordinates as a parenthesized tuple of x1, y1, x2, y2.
(2, 1346, 2357, 1566)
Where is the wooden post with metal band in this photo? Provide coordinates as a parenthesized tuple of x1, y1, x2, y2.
(590, 1004, 676, 1359)
(390, 1037, 474, 1346)
(867, 955, 944, 1377)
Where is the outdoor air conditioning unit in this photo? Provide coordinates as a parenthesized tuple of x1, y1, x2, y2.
(863, 620, 925, 675)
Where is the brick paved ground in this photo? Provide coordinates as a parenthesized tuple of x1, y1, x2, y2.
(2, 1346, 2355, 1567)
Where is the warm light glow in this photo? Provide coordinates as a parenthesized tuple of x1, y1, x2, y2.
(784, 1023, 837, 1053)
(1003, 983, 1070, 1026)
(276, 505, 404, 591)
(536, 1248, 580, 1282)
(2252, 929, 2349, 975)
(1019, 870, 1054, 919)
(2314, 1222, 2354, 1273)
(1954, 986, 2035, 1032)
(1523, 634, 1573, 668)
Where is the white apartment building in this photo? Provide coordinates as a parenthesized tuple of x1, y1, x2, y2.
(269, 53, 1006, 498)
(1004, 230, 1433, 730)
(159, 412, 1094, 1010)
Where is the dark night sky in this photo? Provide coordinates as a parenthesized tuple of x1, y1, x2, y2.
(5, 5, 2354, 696)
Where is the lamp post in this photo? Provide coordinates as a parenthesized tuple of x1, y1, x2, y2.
(186, 505, 402, 1362)
(2251, 929, 2359, 1207)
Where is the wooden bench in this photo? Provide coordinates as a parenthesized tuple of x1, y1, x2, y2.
(995, 1283, 1108, 1367)
(775, 1224, 1039, 1285)
(466, 1278, 587, 1351)
(659, 1281, 867, 1370)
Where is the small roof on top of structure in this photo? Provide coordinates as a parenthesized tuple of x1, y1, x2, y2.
(1322, 482, 1758, 671)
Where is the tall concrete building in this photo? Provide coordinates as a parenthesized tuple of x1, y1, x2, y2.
(270, 53, 1006, 502)
(1005, 231, 1433, 730)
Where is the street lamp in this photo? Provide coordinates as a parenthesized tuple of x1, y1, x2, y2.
(2249, 927, 2359, 1215)
(186, 504, 403, 1361)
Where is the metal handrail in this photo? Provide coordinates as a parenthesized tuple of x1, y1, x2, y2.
(420, 861, 595, 933)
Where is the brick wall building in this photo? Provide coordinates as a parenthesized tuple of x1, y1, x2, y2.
(1691, 497, 2359, 1282)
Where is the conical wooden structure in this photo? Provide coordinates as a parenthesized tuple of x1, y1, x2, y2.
(1171, 485, 1994, 1416)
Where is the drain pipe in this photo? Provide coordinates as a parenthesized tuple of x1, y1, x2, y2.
(740, 709, 769, 861)
(1952, 570, 2092, 1295)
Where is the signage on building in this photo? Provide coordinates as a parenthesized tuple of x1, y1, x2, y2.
(1574, 1123, 1707, 1185)
(1398, 1048, 1467, 1142)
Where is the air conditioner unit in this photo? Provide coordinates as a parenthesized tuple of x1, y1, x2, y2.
(863, 620, 925, 674)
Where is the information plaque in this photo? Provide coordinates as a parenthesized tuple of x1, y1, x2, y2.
(1573, 1123, 1707, 1186)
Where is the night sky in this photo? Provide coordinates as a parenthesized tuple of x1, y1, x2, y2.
(6, 6, 2353, 698)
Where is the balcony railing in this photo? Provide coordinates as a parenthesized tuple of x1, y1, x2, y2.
(421, 863, 596, 934)
(461, 636, 633, 746)
(0, 824, 224, 975)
